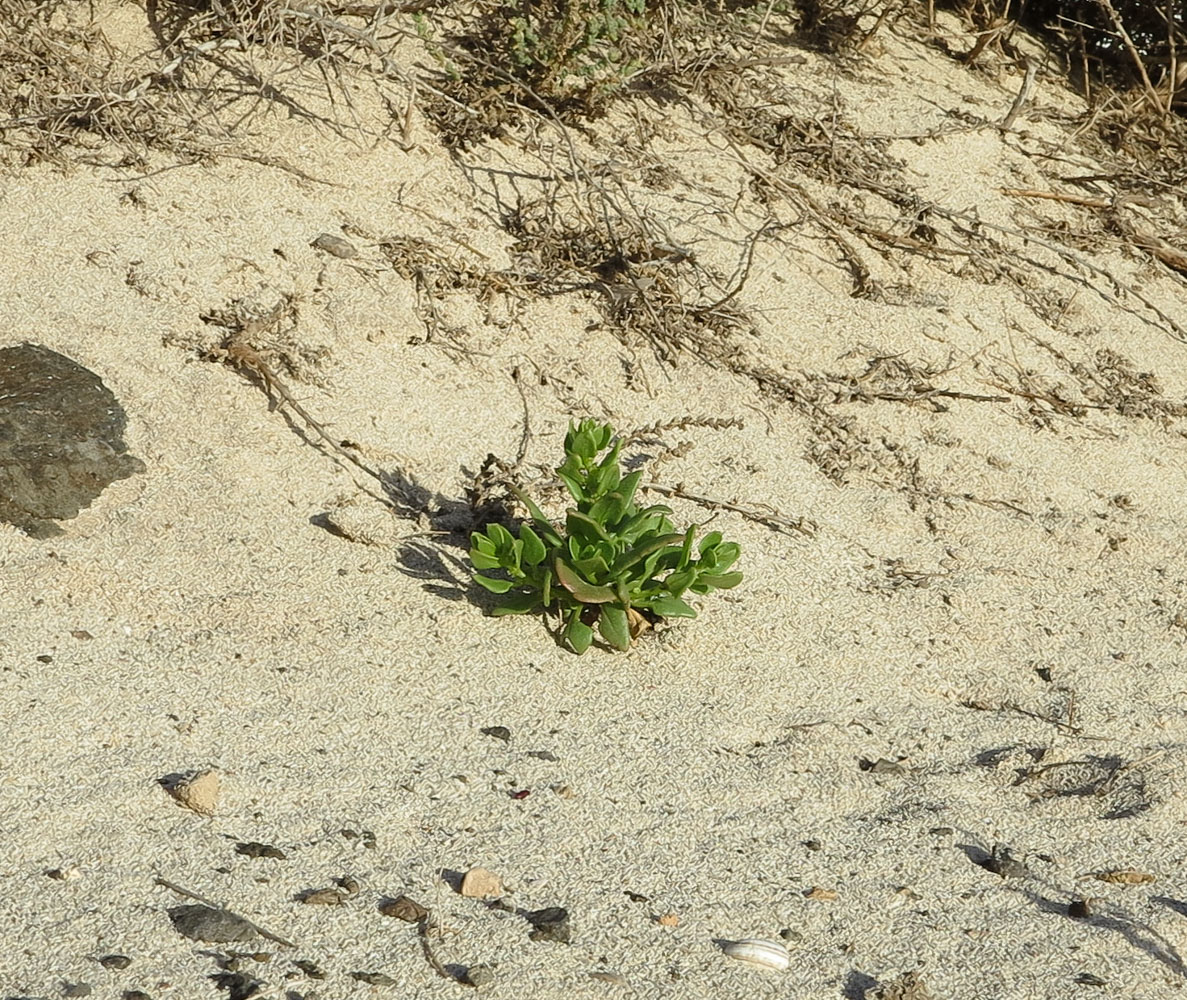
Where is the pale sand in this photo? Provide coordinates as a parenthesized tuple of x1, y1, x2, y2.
(2, 11, 1187, 1000)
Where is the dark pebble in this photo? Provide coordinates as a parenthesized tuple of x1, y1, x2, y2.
(979, 847, 1028, 879)
(465, 964, 497, 987)
(481, 726, 512, 742)
(99, 955, 132, 970)
(168, 904, 257, 943)
(526, 750, 559, 761)
(210, 971, 260, 1000)
(299, 887, 346, 905)
(378, 895, 428, 922)
(351, 971, 396, 986)
(1074, 973, 1107, 987)
(294, 959, 325, 980)
(235, 841, 287, 860)
(122, 992, 153, 1000)
(525, 906, 570, 944)
(62, 984, 92, 998)
(859, 757, 906, 775)
(1068, 899, 1093, 919)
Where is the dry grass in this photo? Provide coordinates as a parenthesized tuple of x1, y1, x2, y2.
(3, 0, 1185, 373)
(0, 0, 418, 167)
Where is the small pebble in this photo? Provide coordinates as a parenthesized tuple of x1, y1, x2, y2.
(351, 971, 396, 986)
(779, 928, 802, 943)
(525, 906, 570, 944)
(294, 959, 326, 979)
(100, 955, 132, 970)
(805, 886, 838, 901)
(526, 750, 559, 761)
(235, 841, 286, 860)
(861, 758, 906, 775)
(378, 895, 428, 922)
(481, 726, 511, 742)
(122, 992, 153, 1000)
(63, 984, 92, 997)
(465, 964, 497, 987)
(460, 867, 503, 899)
(211, 971, 259, 1000)
(310, 233, 359, 258)
(45, 866, 81, 881)
(589, 971, 630, 987)
(168, 904, 258, 943)
(1068, 898, 1094, 919)
(1074, 973, 1107, 987)
(656, 912, 679, 926)
(166, 769, 220, 816)
(301, 888, 346, 906)
(980, 848, 1028, 879)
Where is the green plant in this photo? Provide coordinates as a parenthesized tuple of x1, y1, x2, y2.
(470, 419, 742, 653)
(503, 0, 646, 100)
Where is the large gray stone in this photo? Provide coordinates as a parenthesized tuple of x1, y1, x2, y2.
(0, 343, 144, 538)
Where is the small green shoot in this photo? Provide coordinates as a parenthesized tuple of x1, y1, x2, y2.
(470, 419, 742, 653)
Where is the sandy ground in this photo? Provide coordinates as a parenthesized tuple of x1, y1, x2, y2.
(3, 9, 1187, 1000)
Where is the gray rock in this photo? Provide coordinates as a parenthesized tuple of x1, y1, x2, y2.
(310, 233, 359, 259)
(168, 904, 258, 943)
(0, 343, 144, 537)
(525, 906, 570, 944)
(351, 972, 395, 986)
(465, 964, 496, 987)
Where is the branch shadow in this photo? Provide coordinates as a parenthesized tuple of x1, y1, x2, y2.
(1018, 887, 1187, 979)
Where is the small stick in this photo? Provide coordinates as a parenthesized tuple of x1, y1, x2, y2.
(417, 913, 466, 985)
(154, 877, 297, 949)
(216, 335, 389, 488)
(1000, 188, 1109, 209)
(1000, 56, 1038, 131)
(1096, 0, 1167, 116)
(640, 481, 817, 537)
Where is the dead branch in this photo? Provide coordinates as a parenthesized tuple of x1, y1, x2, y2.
(640, 481, 817, 537)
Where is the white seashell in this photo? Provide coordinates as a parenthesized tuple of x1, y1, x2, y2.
(719, 938, 790, 971)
